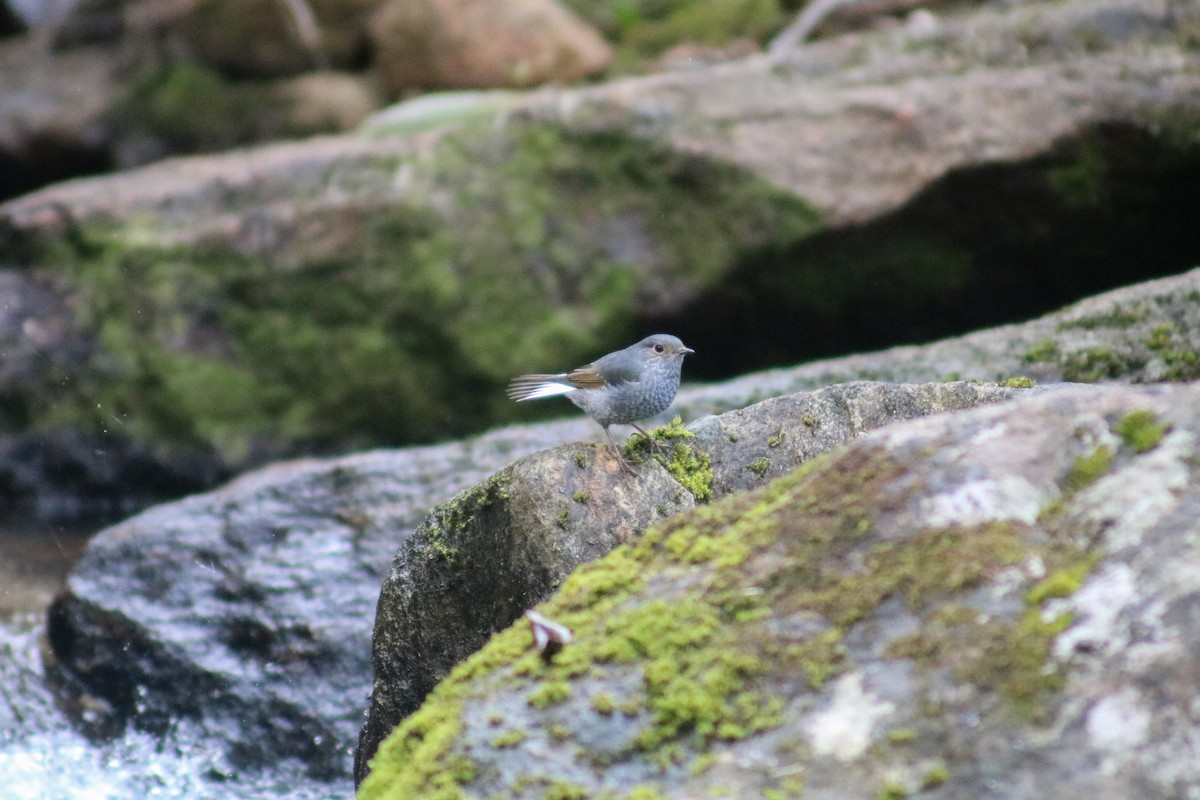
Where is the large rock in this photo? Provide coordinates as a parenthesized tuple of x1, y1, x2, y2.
(369, 0, 613, 94)
(358, 381, 1200, 799)
(354, 380, 1022, 781)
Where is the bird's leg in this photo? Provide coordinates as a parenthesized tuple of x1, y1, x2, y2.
(602, 425, 636, 475)
(630, 423, 668, 456)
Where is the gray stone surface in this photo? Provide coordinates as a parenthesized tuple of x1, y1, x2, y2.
(360, 382, 1200, 800)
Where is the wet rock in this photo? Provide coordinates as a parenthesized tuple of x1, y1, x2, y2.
(43, 428, 574, 781)
(359, 382, 1200, 800)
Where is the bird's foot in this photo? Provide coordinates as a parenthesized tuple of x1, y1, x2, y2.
(611, 445, 638, 476)
(630, 424, 668, 457)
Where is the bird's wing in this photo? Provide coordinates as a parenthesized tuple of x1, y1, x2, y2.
(581, 352, 640, 387)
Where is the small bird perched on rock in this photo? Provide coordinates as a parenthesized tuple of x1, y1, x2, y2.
(507, 334, 694, 473)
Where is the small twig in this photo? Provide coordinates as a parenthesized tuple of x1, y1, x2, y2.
(769, 0, 862, 54)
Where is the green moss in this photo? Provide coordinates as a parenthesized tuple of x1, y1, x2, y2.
(528, 680, 573, 708)
(575, 451, 591, 469)
(921, 764, 949, 788)
(109, 62, 297, 154)
(545, 781, 591, 800)
(1023, 339, 1060, 363)
(748, 458, 771, 477)
(1114, 409, 1166, 453)
(357, 693, 472, 800)
(626, 787, 668, 800)
(491, 729, 526, 748)
(877, 782, 909, 800)
(572, 490, 592, 504)
(1000, 376, 1036, 388)
(801, 522, 1027, 627)
(1066, 446, 1113, 491)
(576, 0, 786, 70)
(591, 692, 617, 715)
(1026, 554, 1101, 606)
(33, 120, 820, 462)
(788, 628, 847, 690)
(961, 610, 1071, 720)
(767, 430, 786, 448)
(1055, 304, 1150, 332)
(627, 417, 714, 501)
(1061, 347, 1137, 382)
(1147, 322, 1176, 349)
(1162, 349, 1200, 380)
(887, 727, 917, 744)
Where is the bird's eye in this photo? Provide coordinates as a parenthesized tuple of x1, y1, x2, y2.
(654, 344, 665, 353)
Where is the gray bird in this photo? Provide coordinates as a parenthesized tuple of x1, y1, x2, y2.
(507, 334, 695, 472)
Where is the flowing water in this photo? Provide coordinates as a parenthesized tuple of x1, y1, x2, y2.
(0, 522, 346, 800)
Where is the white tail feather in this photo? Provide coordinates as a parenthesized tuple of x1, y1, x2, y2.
(518, 382, 576, 400)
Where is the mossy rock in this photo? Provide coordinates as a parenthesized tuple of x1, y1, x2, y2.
(359, 383, 1200, 799)
(28, 119, 819, 465)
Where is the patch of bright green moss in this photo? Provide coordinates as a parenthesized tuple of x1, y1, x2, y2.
(545, 781, 591, 800)
(1023, 338, 1060, 364)
(748, 457, 770, 477)
(591, 692, 617, 715)
(491, 729, 527, 748)
(631, 417, 714, 501)
(528, 680, 572, 709)
(1025, 554, 1101, 606)
(922, 764, 949, 788)
(1114, 409, 1166, 453)
(1147, 322, 1176, 349)
(1163, 348, 1200, 380)
(1065, 446, 1114, 492)
(357, 693, 473, 800)
(1000, 376, 1036, 388)
(626, 787, 668, 800)
(663, 442, 714, 502)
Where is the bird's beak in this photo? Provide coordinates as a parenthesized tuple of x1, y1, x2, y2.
(681, 346, 695, 355)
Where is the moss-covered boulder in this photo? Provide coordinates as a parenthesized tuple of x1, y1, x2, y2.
(355, 379, 1023, 782)
(359, 382, 1200, 800)
(1, 119, 815, 477)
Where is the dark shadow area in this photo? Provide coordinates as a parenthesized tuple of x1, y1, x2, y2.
(648, 123, 1200, 380)
(0, 139, 112, 205)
